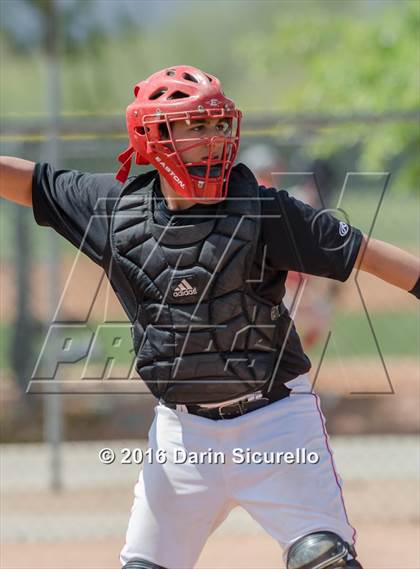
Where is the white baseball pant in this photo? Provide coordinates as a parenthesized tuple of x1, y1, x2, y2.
(120, 374, 356, 568)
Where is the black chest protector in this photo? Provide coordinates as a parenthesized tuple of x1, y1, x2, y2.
(109, 163, 310, 404)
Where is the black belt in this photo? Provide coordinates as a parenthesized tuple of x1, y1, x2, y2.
(163, 387, 290, 421)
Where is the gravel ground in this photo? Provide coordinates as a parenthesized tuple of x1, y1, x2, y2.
(1, 524, 419, 569)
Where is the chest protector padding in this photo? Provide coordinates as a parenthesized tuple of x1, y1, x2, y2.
(111, 164, 297, 404)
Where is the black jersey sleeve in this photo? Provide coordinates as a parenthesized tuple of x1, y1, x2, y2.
(32, 162, 122, 268)
(260, 186, 363, 282)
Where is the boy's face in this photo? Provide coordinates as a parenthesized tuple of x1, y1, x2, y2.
(169, 117, 232, 165)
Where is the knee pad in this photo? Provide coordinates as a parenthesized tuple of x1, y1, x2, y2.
(286, 531, 363, 569)
(122, 561, 168, 569)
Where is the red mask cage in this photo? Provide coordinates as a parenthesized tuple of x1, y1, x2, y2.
(142, 108, 241, 200)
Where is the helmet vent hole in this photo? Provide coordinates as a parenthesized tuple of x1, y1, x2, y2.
(182, 72, 198, 83)
(168, 90, 189, 100)
(149, 87, 168, 100)
(205, 75, 213, 82)
(166, 69, 176, 76)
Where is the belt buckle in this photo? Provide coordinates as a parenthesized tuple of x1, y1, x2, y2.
(218, 400, 245, 419)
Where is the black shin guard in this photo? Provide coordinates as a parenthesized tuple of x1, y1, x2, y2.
(286, 531, 363, 569)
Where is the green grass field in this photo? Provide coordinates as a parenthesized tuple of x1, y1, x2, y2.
(307, 310, 418, 361)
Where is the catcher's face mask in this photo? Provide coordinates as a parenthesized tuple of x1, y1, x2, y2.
(116, 65, 242, 201)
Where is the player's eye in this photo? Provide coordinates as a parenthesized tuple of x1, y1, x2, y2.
(216, 120, 231, 134)
(188, 121, 231, 135)
(190, 125, 205, 133)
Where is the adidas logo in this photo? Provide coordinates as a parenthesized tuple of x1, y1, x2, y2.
(173, 278, 198, 297)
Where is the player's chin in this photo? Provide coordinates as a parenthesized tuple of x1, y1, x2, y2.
(187, 164, 223, 178)
(186, 165, 226, 205)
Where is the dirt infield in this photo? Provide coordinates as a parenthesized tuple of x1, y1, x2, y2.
(2, 523, 419, 568)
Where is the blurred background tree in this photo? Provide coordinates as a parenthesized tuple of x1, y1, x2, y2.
(1, 0, 417, 191)
(233, 1, 419, 192)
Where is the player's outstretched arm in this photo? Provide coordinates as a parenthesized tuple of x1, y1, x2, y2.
(355, 234, 420, 297)
(0, 156, 36, 207)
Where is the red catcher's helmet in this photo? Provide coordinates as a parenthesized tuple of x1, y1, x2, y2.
(116, 65, 242, 200)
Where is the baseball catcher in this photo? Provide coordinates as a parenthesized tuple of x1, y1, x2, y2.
(1, 65, 419, 569)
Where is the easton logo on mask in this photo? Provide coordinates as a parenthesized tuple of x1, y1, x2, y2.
(155, 156, 186, 189)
